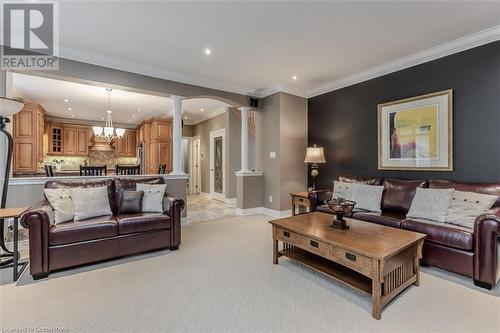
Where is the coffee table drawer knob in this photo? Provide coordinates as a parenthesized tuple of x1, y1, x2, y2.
(283, 231, 290, 238)
(345, 252, 357, 262)
(310, 240, 319, 248)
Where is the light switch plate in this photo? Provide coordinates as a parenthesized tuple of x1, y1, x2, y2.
(269, 152, 276, 159)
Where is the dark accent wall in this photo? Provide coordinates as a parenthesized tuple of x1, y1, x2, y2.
(308, 41, 500, 188)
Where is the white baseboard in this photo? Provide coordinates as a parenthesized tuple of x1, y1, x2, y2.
(200, 192, 211, 198)
(225, 197, 237, 205)
(235, 207, 292, 218)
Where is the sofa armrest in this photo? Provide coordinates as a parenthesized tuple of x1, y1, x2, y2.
(308, 189, 332, 212)
(163, 193, 185, 248)
(473, 209, 500, 288)
(20, 199, 53, 278)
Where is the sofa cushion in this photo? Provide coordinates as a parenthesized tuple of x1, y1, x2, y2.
(401, 218, 473, 251)
(116, 213, 171, 235)
(49, 215, 118, 246)
(339, 176, 383, 186)
(428, 179, 500, 207)
(407, 188, 455, 223)
(351, 183, 384, 212)
(316, 204, 333, 214)
(381, 178, 427, 214)
(114, 177, 164, 214)
(352, 210, 405, 228)
(45, 179, 117, 214)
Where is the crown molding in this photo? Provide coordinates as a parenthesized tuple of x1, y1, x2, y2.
(59, 45, 257, 97)
(59, 26, 500, 101)
(307, 25, 500, 98)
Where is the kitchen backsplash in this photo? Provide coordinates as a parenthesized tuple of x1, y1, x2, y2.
(42, 156, 138, 172)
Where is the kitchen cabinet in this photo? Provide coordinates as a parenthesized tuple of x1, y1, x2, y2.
(13, 103, 45, 174)
(137, 118, 172, 174)
(115, 129, 137, 157)
(48, 122, 90, 156)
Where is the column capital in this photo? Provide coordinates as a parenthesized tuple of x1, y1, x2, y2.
(239, 106, 252, 112)
(170, 95, 185, 101)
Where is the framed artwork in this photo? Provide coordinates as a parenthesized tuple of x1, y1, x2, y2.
(378, 89, 453, 171)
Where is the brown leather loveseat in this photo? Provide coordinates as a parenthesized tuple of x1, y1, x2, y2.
(20, 176, 185, 280)
(308, 176, 500, 289)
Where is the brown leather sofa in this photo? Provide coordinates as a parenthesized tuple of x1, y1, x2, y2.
(309, 176, 500, 289)
(20, 177, 185, 280)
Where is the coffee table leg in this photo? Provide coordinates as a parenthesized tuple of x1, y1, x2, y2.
(414, 240, 423, 287)
(273, 239, 279, 264)
(372, 258, 381, 320)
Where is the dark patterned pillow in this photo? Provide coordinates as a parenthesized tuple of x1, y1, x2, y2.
(119, 190, 144, 214)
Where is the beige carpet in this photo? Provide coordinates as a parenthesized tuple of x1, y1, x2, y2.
(1, 215, 499, 333)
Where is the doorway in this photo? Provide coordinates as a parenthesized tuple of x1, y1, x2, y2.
(186, 137, 201, 194)
(209, 128, 225, 201)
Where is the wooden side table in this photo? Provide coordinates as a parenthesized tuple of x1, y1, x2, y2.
(290, 192, 310, 216)
(0, 207, 29, 281)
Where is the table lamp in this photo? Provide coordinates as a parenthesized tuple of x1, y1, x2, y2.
(304, 144, 326, 190)
(0, 97, 24, 267)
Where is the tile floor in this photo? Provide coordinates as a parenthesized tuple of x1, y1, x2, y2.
(186, 194, 238, 224)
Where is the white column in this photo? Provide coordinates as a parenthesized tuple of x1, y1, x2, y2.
(171, 95, 185, 175)
(239, 107, 251, 172)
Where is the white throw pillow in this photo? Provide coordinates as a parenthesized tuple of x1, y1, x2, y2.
(445, 190, 498, 229)
(44, 188, 74, 224)
(407, 188, 455, 223)
(332, 181, 353, 200)
(350, 183, 384, 212)
(71, 186, 112, 221)
(137, 183, 167, 213)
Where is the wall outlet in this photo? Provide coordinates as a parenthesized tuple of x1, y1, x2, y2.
(269, 195, 273, 203)
(269, 152, 276, 159)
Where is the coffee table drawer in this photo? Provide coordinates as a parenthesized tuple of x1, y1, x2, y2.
(275, 227, 301, 245)
(301, 237, 330, 257)
(331, 247, 372, 277)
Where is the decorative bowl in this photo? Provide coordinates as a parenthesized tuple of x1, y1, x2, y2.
(324, 198, 356, 229)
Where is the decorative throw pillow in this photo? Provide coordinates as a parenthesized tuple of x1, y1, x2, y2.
(119, 190, 145, 214)
(350, 183, 384, 212)
(445, 190, 498, 229)
(136, 183, 167, 213)
(44, 188, 74, 224)
(332, 181, 353, 200)
(407, 188, 455, 223)
(71, 186, 113, 221)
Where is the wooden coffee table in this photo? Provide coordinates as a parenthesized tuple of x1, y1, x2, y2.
(269, 212, 426, 319)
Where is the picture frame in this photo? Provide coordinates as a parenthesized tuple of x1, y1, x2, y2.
(377, 89, 453, 171)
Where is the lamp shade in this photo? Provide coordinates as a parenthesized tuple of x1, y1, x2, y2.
(0, 97, 24, 117)
(304, 145, 326, 164)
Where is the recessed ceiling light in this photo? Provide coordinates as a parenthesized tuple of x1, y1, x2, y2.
(101, 117, 105, 120)
(128, 120, 131, 123)
(200, 108, 204, 112)
(292, 76, 297, 80)
(184, 116, 188, 120)
(137, 108, 141, 112)
(71, 114, 74, 118)
(204, 48, 211, 55)
(64, 99, 69, 103)
(68, 107, 72, 111)
(132, 115, 135, 118)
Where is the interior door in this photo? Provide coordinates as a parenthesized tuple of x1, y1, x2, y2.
(210, 129, 225, 200)
(189, 138, 201, 194)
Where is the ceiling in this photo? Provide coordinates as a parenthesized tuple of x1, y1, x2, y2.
(56, 1, 500, 98)
(11, 73, 230, 126)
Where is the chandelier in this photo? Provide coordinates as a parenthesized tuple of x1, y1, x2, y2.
(92, 88, 125, 141)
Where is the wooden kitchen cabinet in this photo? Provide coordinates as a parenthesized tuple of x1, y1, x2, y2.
(115, 129, 136, 157)
(13, 103, 45, 174)
(136, 118, 172, 173)
(48, 122, 90, 156)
